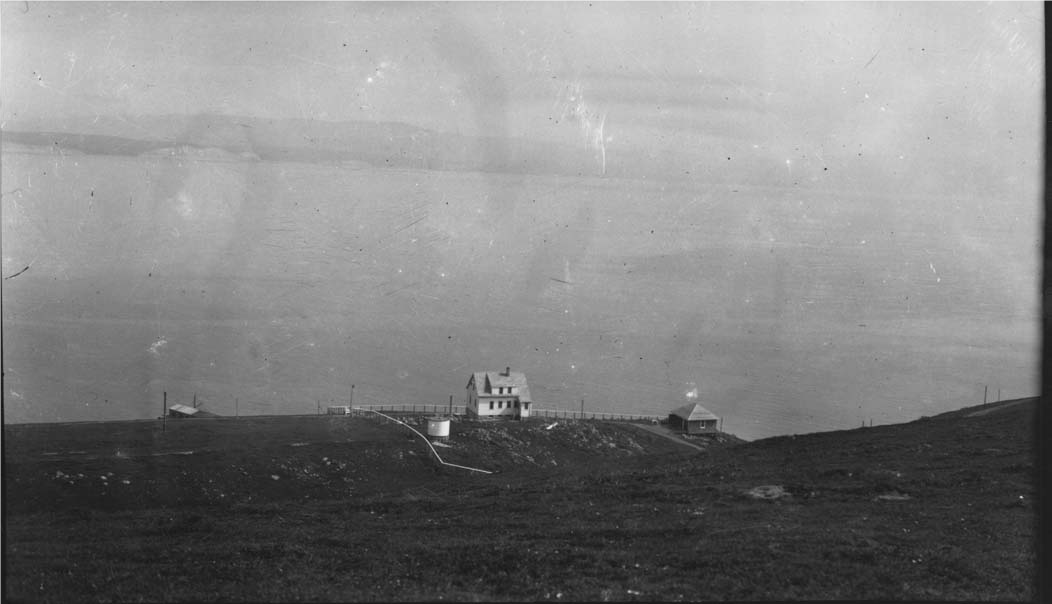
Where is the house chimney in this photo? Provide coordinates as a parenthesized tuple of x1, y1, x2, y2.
(505, 366, 511, 376)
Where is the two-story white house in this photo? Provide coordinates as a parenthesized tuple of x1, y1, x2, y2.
(466, 367, 533, 419)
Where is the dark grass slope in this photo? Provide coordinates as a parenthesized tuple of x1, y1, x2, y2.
(3, 401, 1035, 602)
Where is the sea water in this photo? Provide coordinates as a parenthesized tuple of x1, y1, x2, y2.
(2, 152, 1039, 440)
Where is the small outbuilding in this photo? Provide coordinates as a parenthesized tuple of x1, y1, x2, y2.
(668, 402, 720, 434)
(168, 404, 200, 418)
(167, 404, 219, 418)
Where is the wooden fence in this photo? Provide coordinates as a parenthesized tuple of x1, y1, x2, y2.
(346, 403, 664, 423)
(531, 409, 666, 423)
(350, 404, 467, 416)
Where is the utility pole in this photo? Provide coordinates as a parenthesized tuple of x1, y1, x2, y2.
(984, 385, 988, 405)
(162, 391, 167, 432)
(448, 395, 453, 418)
(581, 398, 585, 416)
(350, 384, 355, 408)
(193, 392, 197, 408)
(317, 400, 320, 415)
(236, 397, 239, 419)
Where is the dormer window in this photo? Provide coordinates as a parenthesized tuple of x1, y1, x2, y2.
(468, 369, 531, 418)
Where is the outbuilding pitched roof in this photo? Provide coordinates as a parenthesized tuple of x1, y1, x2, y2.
(168, 404, 199, 416)
(669, 402, 719, 421)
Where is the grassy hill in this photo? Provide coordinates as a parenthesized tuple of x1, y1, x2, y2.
(3, 399, 1035, 601)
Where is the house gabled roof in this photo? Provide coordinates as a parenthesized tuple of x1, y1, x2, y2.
(669, 402, 719, 421)
(168, 404, 199, 416)
(468, 369, 532, 403)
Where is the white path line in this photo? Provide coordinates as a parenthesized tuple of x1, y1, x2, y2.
(356, 409, 492, 474)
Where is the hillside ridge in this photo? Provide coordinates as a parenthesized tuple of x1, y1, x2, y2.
(3, 397, 1035, 600)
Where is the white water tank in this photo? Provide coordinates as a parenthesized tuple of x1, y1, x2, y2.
(426, 417, 451, 440)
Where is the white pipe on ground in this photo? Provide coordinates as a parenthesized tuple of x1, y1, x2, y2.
(356, 408, 492, 474)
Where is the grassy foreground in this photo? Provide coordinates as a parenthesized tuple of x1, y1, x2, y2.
(3, 400, 1036, 601)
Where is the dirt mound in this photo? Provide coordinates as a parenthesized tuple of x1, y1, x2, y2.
(383, 416, 686, 472)
(744, 484, 791, 500)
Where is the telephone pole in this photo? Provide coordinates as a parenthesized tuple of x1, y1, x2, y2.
(162, 391, 167, 432)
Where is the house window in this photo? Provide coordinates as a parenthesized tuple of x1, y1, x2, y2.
(489, 401, 494, 410)
(515, 401, 520, 408)
(523, 402, 529, 410)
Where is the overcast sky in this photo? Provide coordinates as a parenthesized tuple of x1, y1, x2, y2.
(3, 2, 1043, 193)
(1, 2, 1044, 431)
